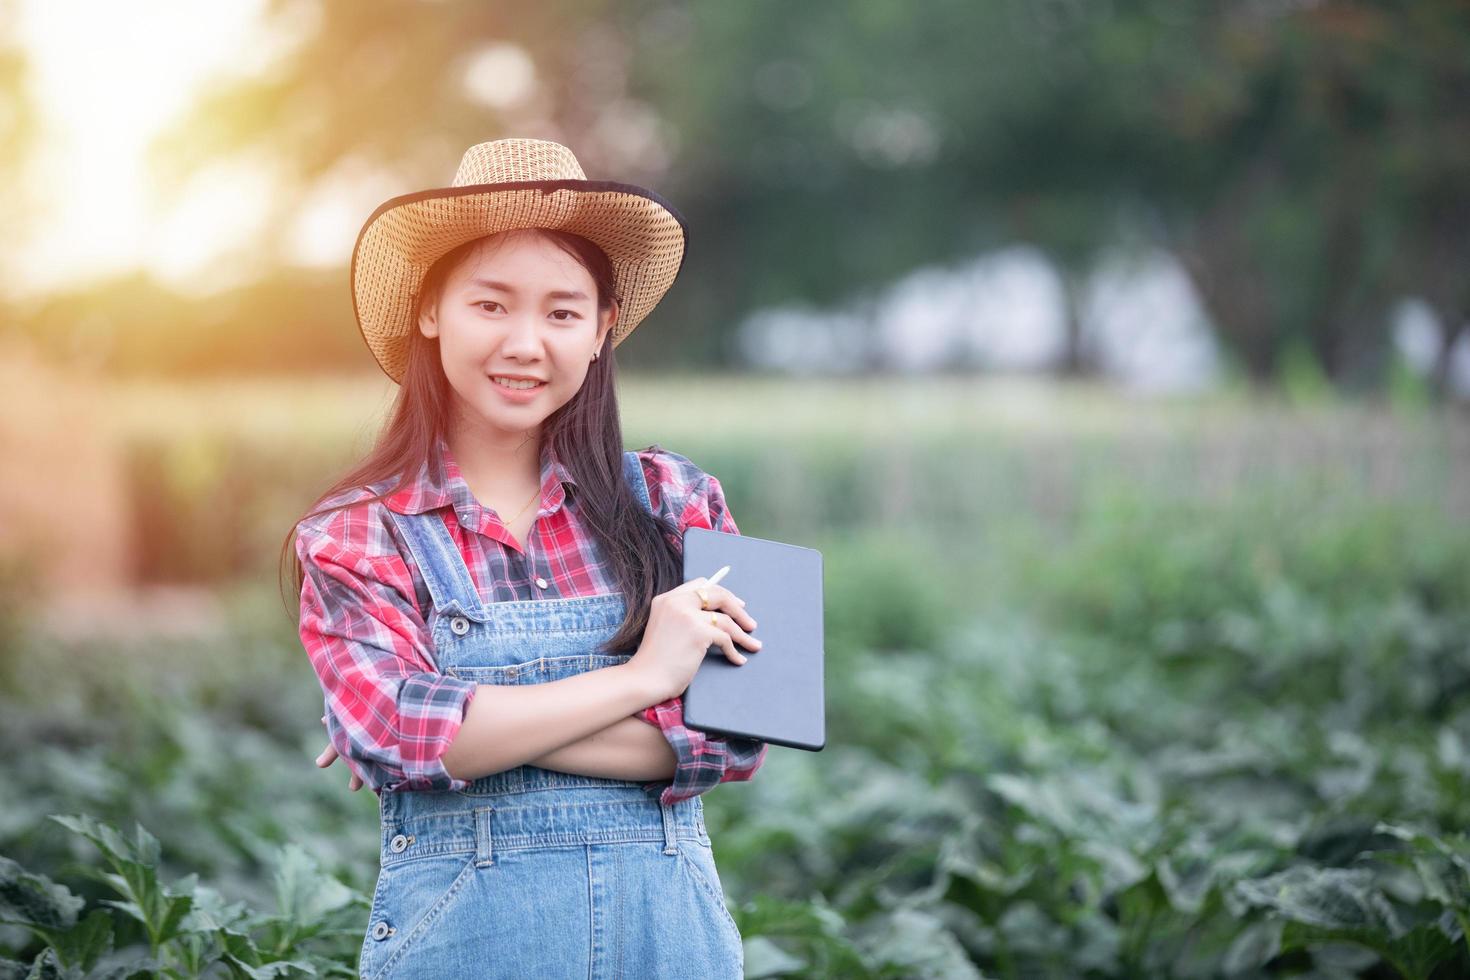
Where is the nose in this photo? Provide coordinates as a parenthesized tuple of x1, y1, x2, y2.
(497, 310, 546, 361)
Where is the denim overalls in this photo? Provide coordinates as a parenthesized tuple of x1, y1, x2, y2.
(356, 450, 744, 980)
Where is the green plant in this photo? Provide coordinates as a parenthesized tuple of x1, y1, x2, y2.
(0, 815, 366, 979)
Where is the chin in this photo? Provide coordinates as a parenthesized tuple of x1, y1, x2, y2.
(483, 396, 556, 426)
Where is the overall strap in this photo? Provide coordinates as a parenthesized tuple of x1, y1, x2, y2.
(388, 453, 648, 616)
(622, 449, 655, 517)
(385, 508, 485, 616)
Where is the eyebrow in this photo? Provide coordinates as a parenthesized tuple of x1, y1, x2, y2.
(466, 278, 591, 302)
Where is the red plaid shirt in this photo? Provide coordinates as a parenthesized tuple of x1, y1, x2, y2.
(295, 432, 768, 804)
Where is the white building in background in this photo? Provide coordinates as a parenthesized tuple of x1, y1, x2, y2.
(738, 245, 1470, 398)
(737, 245, 1223, 393)
(873, 245, 1067, 374)
(1082, 249, 1221, 394)
(1392, 299, 1470, 397)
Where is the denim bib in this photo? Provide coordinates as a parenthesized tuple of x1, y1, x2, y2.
(356, 449, 743, 979)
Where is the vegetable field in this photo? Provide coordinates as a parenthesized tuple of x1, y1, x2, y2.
(2, 376, 1467, 978)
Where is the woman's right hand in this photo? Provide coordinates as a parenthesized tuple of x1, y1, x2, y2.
(315, 715, 364, 792)
(627, 577, 763, 703)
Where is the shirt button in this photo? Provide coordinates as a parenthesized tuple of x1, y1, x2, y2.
(449, 616, 470, 636)
(371, 920, 395, 941)
(535, 577, 549, 589)
(389, 834, 409, 853)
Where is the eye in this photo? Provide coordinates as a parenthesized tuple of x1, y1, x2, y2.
(475, 301, 505, 313)
(549, 309, 582, 321)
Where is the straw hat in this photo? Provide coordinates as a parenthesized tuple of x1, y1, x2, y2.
(350, 138, 688, 384)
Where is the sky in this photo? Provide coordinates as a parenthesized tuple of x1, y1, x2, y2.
(10, 0, 319, 299)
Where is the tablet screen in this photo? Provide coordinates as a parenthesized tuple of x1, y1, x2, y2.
(681, 527, 826, 752)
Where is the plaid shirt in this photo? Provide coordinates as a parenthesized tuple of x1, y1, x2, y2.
(295, 432, 767, 804)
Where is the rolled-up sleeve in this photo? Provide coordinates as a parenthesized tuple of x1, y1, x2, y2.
(632, 458, 771, 803)
(296, 517, 477, 794)
(640, 697, 770, 805)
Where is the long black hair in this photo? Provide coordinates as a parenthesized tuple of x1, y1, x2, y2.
(280, 229, 684, 653)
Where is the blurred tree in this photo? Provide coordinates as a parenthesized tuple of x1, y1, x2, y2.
(12, 0, 1465, 392)
(637, 0, 1470, 387)
(973, 0, 1470, 389)
(629, 0, 1057, 371)
(0, 0, 42, 303)
(146, 0, 619, 270)
(1156, 0, 1470, 391)
(17, 267, 353, 378)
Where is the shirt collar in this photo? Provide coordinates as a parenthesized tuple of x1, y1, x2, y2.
(385, 431, 576, 522)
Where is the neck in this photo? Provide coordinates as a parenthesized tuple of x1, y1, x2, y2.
(446, 412, 544, 500)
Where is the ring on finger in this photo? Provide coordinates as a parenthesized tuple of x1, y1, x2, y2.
(711, 612, 718, 627)
(696, 587, 710, 610)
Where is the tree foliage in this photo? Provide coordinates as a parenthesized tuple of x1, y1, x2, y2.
(9, 0, 1469, 388)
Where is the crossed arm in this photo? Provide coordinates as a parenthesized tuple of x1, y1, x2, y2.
(522, 715, 677, 781)
(316, 711, 676, 790)
(304, 459, 764, 798)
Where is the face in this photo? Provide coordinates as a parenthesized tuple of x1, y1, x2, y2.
(417, 229, 616, 443)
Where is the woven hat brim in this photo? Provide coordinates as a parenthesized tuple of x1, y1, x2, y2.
(351, 179, 689, 384)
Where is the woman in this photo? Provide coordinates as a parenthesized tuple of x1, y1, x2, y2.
(283, 138, 767, 978)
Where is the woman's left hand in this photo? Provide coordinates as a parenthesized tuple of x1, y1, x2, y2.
(315, 714, 364, 792)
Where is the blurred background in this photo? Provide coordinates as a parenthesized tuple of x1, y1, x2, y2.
(1, 1, 1468, 977)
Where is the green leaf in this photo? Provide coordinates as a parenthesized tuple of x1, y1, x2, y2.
(1155, 854, 1215, 915)
(0, 856, 85, 933)
(218, 927, 267, 967)
(1367, 823, 1470, 942)
(857, 906, 985, 979)
(169, 929, 221, 980)
(21, 949, 76, 980)
(743, 935, 807, 978)
(271, 844, 356, 940)
(154, 890, 195, 948)
(1221, 919, 1283, 974)
(97, 899, 147, 929)
(48, 817, 142, 872)
(1232, 866, 1384, 933)
(49, 909, 113, 972)
(180, 883, 253, 934)
(736, 894, 867, 976)
(50, 816, 161, 936)
(1279, 919, 1455, 980)
(1233, 865, 1463, 979)
(48, 814, 200, 956)
(220, 954, 318, 979)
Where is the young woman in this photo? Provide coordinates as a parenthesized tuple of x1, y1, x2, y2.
(283, 138, 768, 979)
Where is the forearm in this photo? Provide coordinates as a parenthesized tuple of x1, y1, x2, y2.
(440, 663, 663, 782)
(527, 716, 678, 781)
(640, 696, 771, 805)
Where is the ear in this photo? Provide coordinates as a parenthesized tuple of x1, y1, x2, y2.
(417, 299, 439, 339)
(595, 299, 619, 351)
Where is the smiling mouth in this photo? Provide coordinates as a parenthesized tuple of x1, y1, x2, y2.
(490, 377, 547, 390)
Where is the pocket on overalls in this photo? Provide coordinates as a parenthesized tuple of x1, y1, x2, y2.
(675, 838, 744, 956)
(358, 849, 478, 980)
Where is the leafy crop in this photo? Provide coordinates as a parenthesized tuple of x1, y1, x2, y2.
(3, 398, 1467, 977)
(1, 815, 364, 978)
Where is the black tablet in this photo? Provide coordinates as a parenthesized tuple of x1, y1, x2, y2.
(680, 526, 826, 752)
